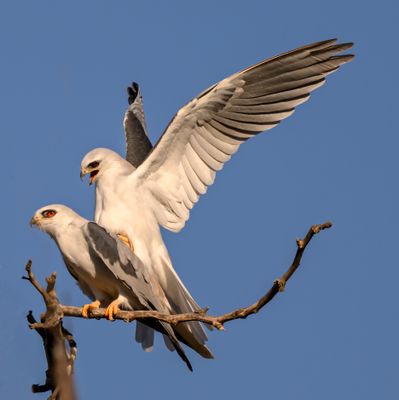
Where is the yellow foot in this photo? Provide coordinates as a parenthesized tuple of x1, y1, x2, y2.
(104, 298, 123, 321)
(82, 300, 101, 318)
(117, 233, 134, 252)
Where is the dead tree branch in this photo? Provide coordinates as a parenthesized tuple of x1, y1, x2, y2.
(23, 261, 77, 400)
(25, 221, 331, 398)
(60, 221, 332, 329)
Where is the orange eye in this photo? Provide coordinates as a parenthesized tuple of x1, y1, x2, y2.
(41, 209, 57, 218)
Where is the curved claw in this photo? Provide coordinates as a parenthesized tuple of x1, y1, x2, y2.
(104, 298, 123, 321)
(82, 300, 101, 318)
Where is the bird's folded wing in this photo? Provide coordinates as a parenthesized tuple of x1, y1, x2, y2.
(85, 223, 194, 370)
(124, 82, 153, 168)
(84, 222, 154, 307)
(134, 39, 354, 232)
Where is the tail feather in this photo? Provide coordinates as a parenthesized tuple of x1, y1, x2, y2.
(135, 322, 154, 352)
(132, 253, 213, 368)
(134, 316, 194, 371)
(160, 257, 210, 345)
(160, 321, 193, 371)
(163, 334, 175, 351)
(174, 323, 214, 359)
(163, 323, 214, 360)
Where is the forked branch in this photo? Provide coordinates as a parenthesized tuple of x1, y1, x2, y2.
(25, 221, 331, 398)
(24, 262, 77, 400)
(60, 221, 331, 329)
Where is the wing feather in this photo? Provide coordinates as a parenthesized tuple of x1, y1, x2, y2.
(134, 39, 354, 231)
(124, 82, 153, 168)
(186, 142, 216, 186)
(189, 135, 224, 171)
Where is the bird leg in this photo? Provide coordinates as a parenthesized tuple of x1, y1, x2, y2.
(104, 298, 124, 321)
(82, 299, 101, 318)
(117, 233, 134, 252)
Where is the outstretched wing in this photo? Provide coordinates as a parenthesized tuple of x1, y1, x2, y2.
(124, 82, 153, 168)
(134, 39, 354, 232)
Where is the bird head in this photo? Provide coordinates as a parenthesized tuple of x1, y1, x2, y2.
(80, 148, 124, 185)
(30, 204, 82, 236)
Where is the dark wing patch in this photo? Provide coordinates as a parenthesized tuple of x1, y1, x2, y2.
(86, 222, 137, 278)
(124, 82, 153, 168)
(85, 222, 194, 370)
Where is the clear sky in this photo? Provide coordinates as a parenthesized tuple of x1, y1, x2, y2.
(1, 1, 398, 399)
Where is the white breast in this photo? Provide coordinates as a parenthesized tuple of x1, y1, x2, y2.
(94, 172, 167, 270)
(56, 227, 95, 279)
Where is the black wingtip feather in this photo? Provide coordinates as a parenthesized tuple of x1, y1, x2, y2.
(127, 82, 140, 105)
(311, 42, 354, 57)
(173, 339, 193, 371)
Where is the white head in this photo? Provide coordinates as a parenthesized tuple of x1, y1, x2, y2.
(30, 204, 86, 237)
(80, 148, 128, 185)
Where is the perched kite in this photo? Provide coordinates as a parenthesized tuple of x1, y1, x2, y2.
(30, 204, 213, 371)
(80, 38, 353, 347)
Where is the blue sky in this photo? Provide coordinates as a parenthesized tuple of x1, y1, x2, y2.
(1, 1, 398, 398)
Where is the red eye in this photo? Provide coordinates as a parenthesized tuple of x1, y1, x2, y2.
(42, 210, 57, 218)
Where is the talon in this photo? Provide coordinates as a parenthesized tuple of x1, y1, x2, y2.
(117, 233, 134, 252)
(82, 300, 101, 318)
(104, 298, 123, 320)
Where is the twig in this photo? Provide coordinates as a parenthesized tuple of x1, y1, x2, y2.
(59, 221, 332, 330)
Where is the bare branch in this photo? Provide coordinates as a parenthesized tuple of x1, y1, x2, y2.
(25, 221, 331, 398)
(23, 260, 49, 300)
(60, 222, 332, 330)
(24, 261, 77, 400)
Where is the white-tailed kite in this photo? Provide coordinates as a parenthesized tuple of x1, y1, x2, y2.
(31, 204, 213, 371)
(80, 39, 354, 335)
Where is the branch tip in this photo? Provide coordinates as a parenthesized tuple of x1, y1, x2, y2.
(46, 273, 57, 284)
(197, 307, 209, 315)
(314, 221, 333, 233)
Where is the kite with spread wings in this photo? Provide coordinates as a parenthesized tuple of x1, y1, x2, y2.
(80, 38, 354, 350)
(30, 204, 213, 371)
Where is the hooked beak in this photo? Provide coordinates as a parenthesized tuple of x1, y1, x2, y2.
(80, 168, 98, 186)
(30, 216, 40, 227)
(80, 167, 88, 181)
